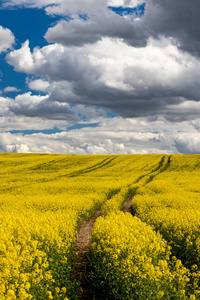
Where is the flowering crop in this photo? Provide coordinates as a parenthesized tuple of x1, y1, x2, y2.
(2, 153, 200, 299)
(90, 212, 190, 299)
(0, 210, 77, 300)
(132, 154, 200, 298)
(102, 154, 166, 216)
(0, 153, 163, 299)
(90, 154, 200, 299)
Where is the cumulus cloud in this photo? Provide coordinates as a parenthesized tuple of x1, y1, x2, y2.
(3, 0, 141, 11)
(0, 90, 107, 134)
(2, 0, 200, 58)
(6, 37, 200, 121)
(191, 120, 200, 132)
(45, 13, 146, 47)
(9, 92, 80, 121)
(28, 79, 50, 91)
(0, 96, 10, 115)
(1, 0, 107, 16)
(0, 89, 199, 155)
(1, 0, 60, 9)
(2, 0, 143, 9)
(6, 40, 36, 73)
(142, 0, 200, 57)
(174, 134, 200, 154)
(4, 86, 21, 93)
(0, 25, 15, 53)
(1, 0, 200, 155)
(108, 0, 143, 7)
(0, 122, 170, 154)
(0, 116, 198, 154)
(0, 94, 74, 133)
(45, 0, 107, 16)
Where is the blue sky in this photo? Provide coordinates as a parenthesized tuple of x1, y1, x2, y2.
(0, 4, 145, 95)
(0, 0, 200, 154)
(0, 8, 58, 95)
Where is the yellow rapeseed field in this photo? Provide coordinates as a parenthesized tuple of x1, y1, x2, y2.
(0, 153, 163, 300)
(1, 153, 200, 299)
(91, 212, 190, 299)
(90, 154, 200, 299)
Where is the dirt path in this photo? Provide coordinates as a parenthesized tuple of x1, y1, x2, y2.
(73, 157, 172, 298)
(74, 195, 134, 299)
(74, 210, 101, 299)
(123, 195, 134, 213)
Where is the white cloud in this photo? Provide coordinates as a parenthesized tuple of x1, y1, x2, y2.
(0, 113, 70, 132)
(6, 37, 200, 121)
(0, 93, 75, 133)
(2, 0, 144, 15)
(174, 134, 200, 154)
(0, 88, 198, 155)
(1, 0, 61, 9)
(108, 0, 143, 7)
(0, 25, 15, 53)
(6, 40, 36, 73)
(28, 79, 50, 91)
(0, 96, 10, 115)
(191, 120, 200, 132)
(1, 0, 200, 156)
(8, 92, 80, 121)
(4, 86, 21, 93)
(0, 92, 106, 133)
(0, 116, 198, 154)
(2, 0, 200, 59)
(2, 0, 107, 16)
(46, 0, 107, 16)
(44, 11, 145, 47)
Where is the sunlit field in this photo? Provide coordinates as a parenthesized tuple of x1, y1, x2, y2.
(1, 154, 200, 299)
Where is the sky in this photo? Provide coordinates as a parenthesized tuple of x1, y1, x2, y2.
(0, 0, 200, 154)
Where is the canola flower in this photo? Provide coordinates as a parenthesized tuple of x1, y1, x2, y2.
(132, 155, 200, 268)
(132, 154, 200, 298)
(2, 153, 200, 299)
(90, 212, 190, 299)
(102, 154, 167, 216)
(0, 210, 77, 300)
(90, 154, 200, 299)
(0, 153, 164, 299)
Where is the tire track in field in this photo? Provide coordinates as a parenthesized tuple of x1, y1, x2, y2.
(74, 209, 102, 300)
(74, 155, 172, 299)
(122, 155, 172, 214)
(68, 156, 116, 177)
(134, 155, 165, 184)
(1, 157, 117, 193)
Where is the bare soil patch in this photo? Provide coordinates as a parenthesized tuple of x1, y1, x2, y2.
(74, 194, 134, 298)
(123, 195, 133, 213)
(74, 210, 101, 299)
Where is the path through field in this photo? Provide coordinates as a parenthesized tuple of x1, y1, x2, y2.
(123, 195, 134, 213)
(74, 154, 170, 299)
(74, 195, 134, 299)
(74, 210, 101, 299)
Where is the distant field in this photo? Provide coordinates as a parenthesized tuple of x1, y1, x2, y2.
(0, 154, 200, 299)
